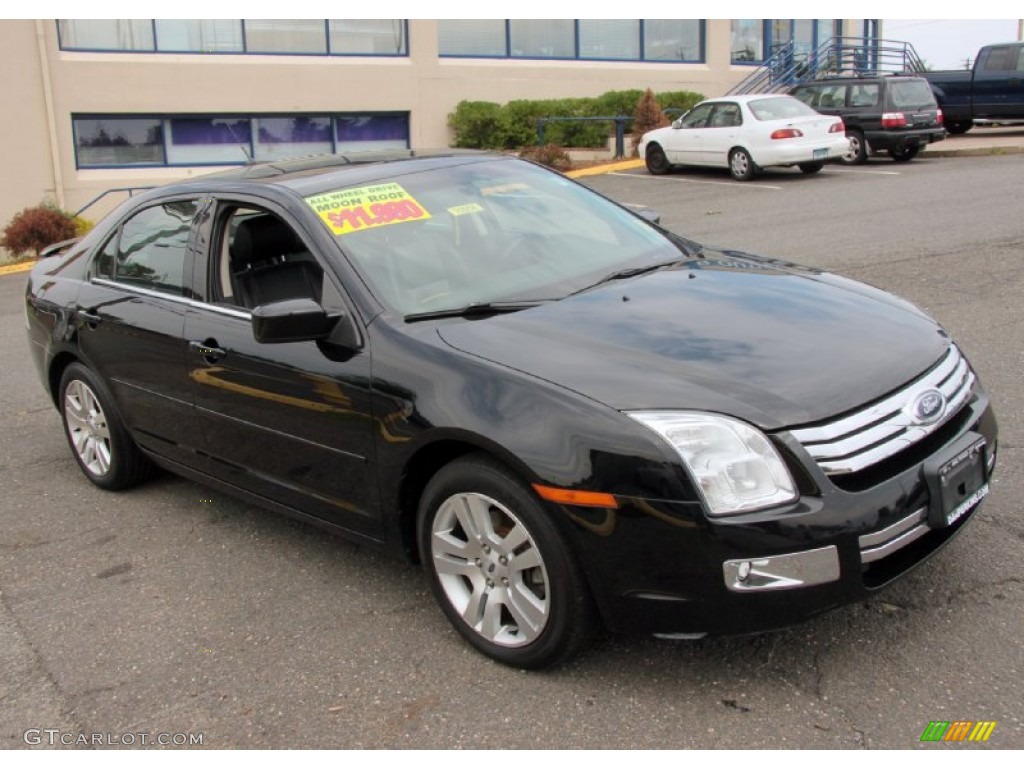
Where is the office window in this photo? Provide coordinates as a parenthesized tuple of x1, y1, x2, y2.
(154, 20, 243, 52)
(254, 117, 332, 160)
(58, 20, 154, 51)
(509, 20, 574, 58)
(578, 20, 639, 60)
(329, 20, 406, 55)
(165, 118, 252, 165)
(438, 20, 506, 56)
(731, 19, 764, 63)
(243, 20, 327, 54)
(74, 118, 164, 167)
(644, 20, 701, 61)
(335, 115, 408, 152)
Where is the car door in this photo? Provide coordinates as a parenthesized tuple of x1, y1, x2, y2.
(74, 196, 206, 466)
(183, 195, 380, 538)
(973, 45, 1024, 119)
(663, 102, 715, 165)
(700, 103, 743, 165)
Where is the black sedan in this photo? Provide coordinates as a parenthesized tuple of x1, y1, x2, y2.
(25, 152, 997, 668)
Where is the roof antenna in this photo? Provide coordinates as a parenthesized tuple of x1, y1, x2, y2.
(223, 120, 254, 164)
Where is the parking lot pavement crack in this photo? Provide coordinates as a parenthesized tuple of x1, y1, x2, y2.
(0, 588, 88, 747)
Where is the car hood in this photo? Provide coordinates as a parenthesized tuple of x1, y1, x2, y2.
(436, 251, 950, 430)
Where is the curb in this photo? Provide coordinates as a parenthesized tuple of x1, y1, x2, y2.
(566, 159, 645, 178)
(923, 145, 1024, 158)
(0, 261, 34, 277)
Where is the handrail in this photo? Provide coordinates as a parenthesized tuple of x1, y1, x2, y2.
(73, 186, 155, 218)
(536, 116, 632, 158)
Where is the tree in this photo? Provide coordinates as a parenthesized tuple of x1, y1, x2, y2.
(631, 88, 669, 156)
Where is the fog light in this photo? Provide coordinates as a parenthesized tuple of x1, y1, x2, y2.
(737, 561, 752, 581)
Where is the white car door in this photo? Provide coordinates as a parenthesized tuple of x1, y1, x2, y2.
(663, 103, 715, 165)
(700, 103, 743, 166)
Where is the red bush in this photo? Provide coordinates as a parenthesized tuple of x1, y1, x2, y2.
(632, 88, 670, 155)
(2, 206, 78, 257)
(519, 143, 573, 172)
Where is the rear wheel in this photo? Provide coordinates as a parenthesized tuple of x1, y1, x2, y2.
(729, 148, 756, 181)
(945, 121, 972, 135)
(418, 455, 594, 669)
(59, 363, 153, 490)
(645, 144, 671, 175)
(890, 145, 920, 162)
(798, 161, 824, 174)
(840, 130, 867, 165)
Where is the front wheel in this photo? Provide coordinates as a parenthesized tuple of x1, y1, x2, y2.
(945, 121, 972, 135)
(645, 144, 671, 175)
(418, 455, 594, 669)
(59, 362, 153, 490)
(890, 145, 920, 162)
(798, 161, 824, 174)
(840, 131, 867, 165)
(729, 148, 756, 181)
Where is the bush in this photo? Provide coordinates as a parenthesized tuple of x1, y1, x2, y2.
(519, 144, 573, 172)
(448, 88, 705, 151)
(632, 88, 670, 154)
(2, 204, 78, 257)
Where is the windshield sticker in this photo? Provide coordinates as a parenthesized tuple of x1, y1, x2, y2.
(306, 183, 431, 236)
(447, 203, 484, 217)
(480, 182, 529, 196)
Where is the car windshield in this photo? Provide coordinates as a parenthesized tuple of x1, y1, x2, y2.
(748, 96, 820, 121)
(889, 80, 937, 110)
(306, 159, 682, 316)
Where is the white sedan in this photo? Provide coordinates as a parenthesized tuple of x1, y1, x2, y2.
(639, 94, 850, 181)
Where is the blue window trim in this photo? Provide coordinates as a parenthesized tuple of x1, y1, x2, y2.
(439, 19, 706, 64)
(72, 112, 411, 170)
(56, 19, 409, 57)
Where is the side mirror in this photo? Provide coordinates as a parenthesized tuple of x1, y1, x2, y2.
(251, 298, 341, 344)
(636, 209, 662, 226)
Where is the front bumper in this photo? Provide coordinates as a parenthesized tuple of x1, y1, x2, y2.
(557, 388, 996, 637)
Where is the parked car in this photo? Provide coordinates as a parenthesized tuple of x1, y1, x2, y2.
(26, 152, 997, 669)
(639, 94, 849, 180)
(790, 75, 945, 164)
(922, 42, 1024, 134)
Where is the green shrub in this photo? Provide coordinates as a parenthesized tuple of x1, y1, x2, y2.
(449, 89, 705, 151)
(2, 204, 78, 257)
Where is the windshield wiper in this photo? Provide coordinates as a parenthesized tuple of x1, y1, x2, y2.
(404, 301, 546, 322)
(568, 259, 687, 297)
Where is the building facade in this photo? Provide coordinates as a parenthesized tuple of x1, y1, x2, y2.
(1, 19, 877, 234)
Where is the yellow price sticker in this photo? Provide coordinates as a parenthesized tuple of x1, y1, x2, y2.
(447, 203, 484, 216)
(306, 182, 431, 236)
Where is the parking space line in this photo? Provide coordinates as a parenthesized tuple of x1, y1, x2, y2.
(826, 168, 902, 175)
(609, 172, 782, 190)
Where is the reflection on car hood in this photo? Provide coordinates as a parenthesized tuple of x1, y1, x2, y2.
(437, 250, 949, 430)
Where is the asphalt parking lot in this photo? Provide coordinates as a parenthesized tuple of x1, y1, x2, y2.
(2, 153, 1022, 749)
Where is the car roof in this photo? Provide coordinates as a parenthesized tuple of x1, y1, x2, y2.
(156, 149, 506, 198)
(793, 75, 928, 86)
(701, 94, 799, 104)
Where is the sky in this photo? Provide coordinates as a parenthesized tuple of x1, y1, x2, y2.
(883, 19, 1020, 69)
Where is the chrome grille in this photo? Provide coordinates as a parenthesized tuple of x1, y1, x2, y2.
(790, 345, 975, 475)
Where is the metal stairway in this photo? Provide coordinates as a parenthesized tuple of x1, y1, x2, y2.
(727, 37, 928, 95)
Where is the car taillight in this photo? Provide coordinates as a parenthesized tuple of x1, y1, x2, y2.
(829, 120, 845, 133)
(881, 112, 907, 128)
(770, 128, 803, 139)
(936, 108, 944, 125)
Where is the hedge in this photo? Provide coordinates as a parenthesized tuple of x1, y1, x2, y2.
(448, 89, 704, 150)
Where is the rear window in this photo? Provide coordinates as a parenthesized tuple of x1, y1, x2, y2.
(748, 96, 819, 121)
(889, 80, 938, 110)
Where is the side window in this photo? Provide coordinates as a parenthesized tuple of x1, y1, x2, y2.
(817, 85, 847, 109)
(680, 103, 714, 128)
(849, 84, 879, 108)
(211, 206, 324, 310)
(709, 104, 742, 128)
(99, 200, 198, 295)
(982, 47, 1013, 72)
(792, 87, 818, 107)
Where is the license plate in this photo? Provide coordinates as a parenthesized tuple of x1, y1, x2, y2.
(813, 148, 828, 159)
(923, 433, 988, 528)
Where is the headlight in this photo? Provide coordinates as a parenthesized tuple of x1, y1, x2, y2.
(628, 411, 797, 516)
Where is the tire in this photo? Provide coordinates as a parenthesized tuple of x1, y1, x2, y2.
(59, 362, 153, 490)
(840, 130, 867, 165)
(645, 144, 671, 175)
(417, 454, 594, 669)
(798, 161, 824, 174)
(890, 145, 920, 162)
(729, 148, 756, 181)
(945, 121, 972, 135)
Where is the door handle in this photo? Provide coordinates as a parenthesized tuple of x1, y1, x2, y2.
(189, 340, 227, 363)
(78, 309, 102, 327)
